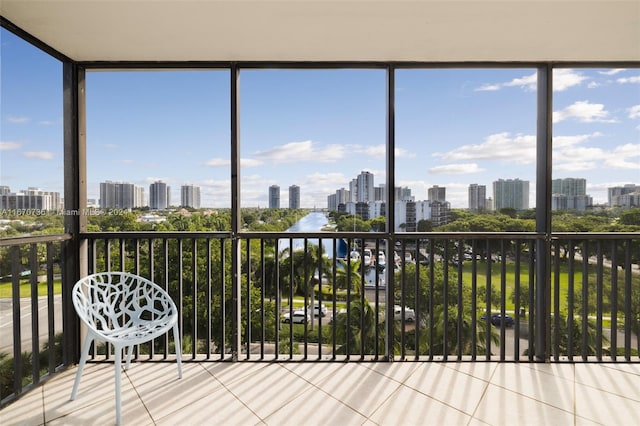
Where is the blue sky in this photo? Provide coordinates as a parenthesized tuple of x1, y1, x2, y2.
(2, 28, 639, 211)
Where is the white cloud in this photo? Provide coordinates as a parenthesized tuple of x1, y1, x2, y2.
(616, 76, 640, 84)
(23, 151, 54, 160)
(553, 161, 598, 172)
(38, 120, 55, 126)
(433, 132, 536, 164)
(203, 158, 262, 167)
(476, 69, 589, 93)
(7, 116, 30, 124)
(612, 143, 640, 158)
(395, 147, 416, 158)
(552, 133, 602, 148)
(429, 163, 486, 174)
(553, 101, 617, 123)
(604, 157, 640, 170)
(475, 72, 537, 92)
(599, 69, 626, 76)
(628, 105, 640, 119)
(553, 69, 589, 91)
(253, 140, 346, 164)
(0, 141, 22, 150)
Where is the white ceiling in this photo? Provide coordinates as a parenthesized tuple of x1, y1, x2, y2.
(1, 0, 639, 63)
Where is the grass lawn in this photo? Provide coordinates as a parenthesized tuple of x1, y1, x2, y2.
(0, 279, 63, 298)
(460, 260, 639, 319)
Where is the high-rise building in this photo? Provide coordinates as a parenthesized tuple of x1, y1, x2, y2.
(493, 178, 529, 210)
(552, 178, 586, 197)
(357, 171, 374, 202)
(428, 185, 446, 202)
(100, 181, 141, 209)
(181, 185, 201, 208)
(149, 181, 170, 210)
(134, 187, 145, 208)
(289, 185, 300, 209)
(609, 184, 640, 207)
(552, 178, 591, 211)
(269, 185, 280, 209)
(468, 184, 487, 211)
(0, 187, 61, 211)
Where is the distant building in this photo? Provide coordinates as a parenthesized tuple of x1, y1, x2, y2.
(428, 185, 446, 202)
(289, 185, 300, 209)
(181, 185, 201, 208)
(100, 181, 138, 209)
(0, 187, 61, 211)
(551, 178, 591, 211)
(468, 184, 487, 212)
(269, 185, 280, 209)
(609, 184, 640, 207)
(357, 171, 374, 202)
(552, 178, 586, 197)
(149, 181, 171, 210)
(493, 178, 529, 210)
(327, 193, 337, 211)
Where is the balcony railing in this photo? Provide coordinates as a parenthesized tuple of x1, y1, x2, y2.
(1, 232, 638, 406)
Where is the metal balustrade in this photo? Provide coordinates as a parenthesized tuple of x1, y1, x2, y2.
(0, 234, 71, 406)
(2, 232, 638, 407)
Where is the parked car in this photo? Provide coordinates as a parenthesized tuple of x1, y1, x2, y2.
(282, 310, 310, 324)
(393, 305, 416, 322)
(481, 313, 515, 327)
(308, 303, 328, 317)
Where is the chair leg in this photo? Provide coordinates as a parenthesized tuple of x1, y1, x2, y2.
(70, 334, 93, 400)
(173, 324, 182, 379)
(115, 347, 122, 426)
(125, 345, 134, 370)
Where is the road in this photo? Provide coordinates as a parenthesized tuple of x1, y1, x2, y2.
(0, 295, 63, 355)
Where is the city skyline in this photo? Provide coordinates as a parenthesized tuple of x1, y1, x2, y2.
(2, 28, 639, 209)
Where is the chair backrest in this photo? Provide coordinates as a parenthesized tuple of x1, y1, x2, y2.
(72, 272, 178, 334)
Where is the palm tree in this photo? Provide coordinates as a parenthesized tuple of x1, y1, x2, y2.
(333, 298, 384, 355)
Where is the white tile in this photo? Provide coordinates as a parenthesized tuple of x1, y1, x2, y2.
(575, 380, 640, 425)
(474, 383, 574, 426)
(369, 384, 471, 426)
(222, 364, 315, 419)
(130, 363, 226, 420)
(0, 387, 44, 426)
(575, 363, 640, 401)
(363, 361, 421, 383)
(489, 363, 574, 412)
(43, 362, 152, 426)
(154, 386, 262, 426)
(263, 390, 367, 426)
(312, 363, 403, 418)
(402, 363, 489, 416)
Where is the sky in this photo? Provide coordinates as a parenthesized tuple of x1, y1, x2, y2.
(1, 28, 639, 213)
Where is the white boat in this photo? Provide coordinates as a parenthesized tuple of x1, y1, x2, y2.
(350, 250, 361, 261)
(363, 248, 372, 266)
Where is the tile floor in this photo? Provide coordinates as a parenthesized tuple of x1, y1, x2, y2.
(1, 361, 639, 425)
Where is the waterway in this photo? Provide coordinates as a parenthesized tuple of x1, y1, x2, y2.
(282, 212, 383, 286)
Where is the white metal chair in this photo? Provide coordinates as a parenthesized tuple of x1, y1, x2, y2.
(69, 272, 182, 425)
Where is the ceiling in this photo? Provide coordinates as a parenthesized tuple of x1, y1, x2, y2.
(1, 0, 639, 63)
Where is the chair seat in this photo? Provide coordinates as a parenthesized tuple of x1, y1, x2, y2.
(100, 318, 177, 342)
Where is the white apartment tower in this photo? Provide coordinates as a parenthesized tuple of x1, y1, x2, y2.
(493, 178, 529, 210)
(181, 185, 201, 209)
(149, 181, 171, 210)
(356, 171, 374, 202)
(289, 185, 300, 209)
(269, 185, 280, 209)
(468, 184, 487, 211)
